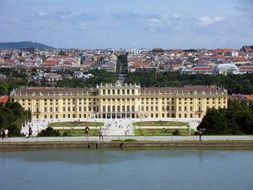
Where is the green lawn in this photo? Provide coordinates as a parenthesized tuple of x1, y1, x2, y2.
(48, 121, 104, 128)
(57, 129, 99, 136)
(132, 121, 188, 127)
(134, 128, 193, 136)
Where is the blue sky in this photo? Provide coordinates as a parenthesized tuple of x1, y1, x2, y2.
(0, 0, 252, 49)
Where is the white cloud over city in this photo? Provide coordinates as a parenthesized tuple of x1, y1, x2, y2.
(196, 16, 225, 27)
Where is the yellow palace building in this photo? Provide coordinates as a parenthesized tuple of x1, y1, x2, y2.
(10, 83, 228, 120)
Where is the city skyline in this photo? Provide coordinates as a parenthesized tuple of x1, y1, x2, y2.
(0, 0, 252, 49)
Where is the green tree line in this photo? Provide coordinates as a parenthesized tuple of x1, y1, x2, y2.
(198, 100, 253, 135)
(1, 69, 253, 95)
(56, 69, 118, 88)
(0, 102, 31, 136)
(125, 72, 253, 94)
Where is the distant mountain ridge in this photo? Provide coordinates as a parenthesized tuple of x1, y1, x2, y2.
(0, 41, 55, 50)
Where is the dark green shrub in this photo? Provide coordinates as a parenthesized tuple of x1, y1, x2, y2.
(38, 127, 60, 137)
(172, 129, 180, 136)
(124, 139, 136, 142)
(62, 131, 69, 136)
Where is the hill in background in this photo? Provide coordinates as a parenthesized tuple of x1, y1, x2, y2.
(0, 41, 55, 50)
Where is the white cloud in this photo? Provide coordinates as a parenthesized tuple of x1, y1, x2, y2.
(37, 11, 48, 17)
(147, 14, 183, 32)
(79, 22, 87, 30)
(196, 16, 225, 27)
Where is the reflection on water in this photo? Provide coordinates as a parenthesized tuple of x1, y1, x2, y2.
(0, 148, 253, 190)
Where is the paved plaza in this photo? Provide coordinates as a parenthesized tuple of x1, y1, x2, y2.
(20, 118, 201, 137)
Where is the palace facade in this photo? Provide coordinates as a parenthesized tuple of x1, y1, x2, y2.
(10, 83, 228, 120)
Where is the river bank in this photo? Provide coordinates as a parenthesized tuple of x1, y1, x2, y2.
(1, 140, 253, 149)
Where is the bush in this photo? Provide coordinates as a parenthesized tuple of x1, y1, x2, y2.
(124, 139, 136, 142)
(62, 131, 69, 136)
(7, 124, 23, 137)
(172, 129, 181, 136)
(38, 127, 60, 137)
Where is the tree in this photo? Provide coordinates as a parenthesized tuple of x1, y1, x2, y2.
(198, 109, 228, 135)
(198, 100, 253, 135)
(0, 80, 9, 95)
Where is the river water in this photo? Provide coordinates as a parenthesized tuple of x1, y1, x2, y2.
(0, 148, 252, 190)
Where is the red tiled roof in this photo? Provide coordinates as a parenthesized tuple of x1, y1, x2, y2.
(192, 67, 213, 71)
(44, 60, 59, 65)
(239, 66, 253, 71)
(0, 96, 9, 104)
(244, 95, 253, 101)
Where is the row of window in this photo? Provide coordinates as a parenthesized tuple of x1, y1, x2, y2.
(20, 97, 226, 104)
(36, 112, 202, 119)
(102, 89, 136, 95)
(102, 105, 135, 112)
